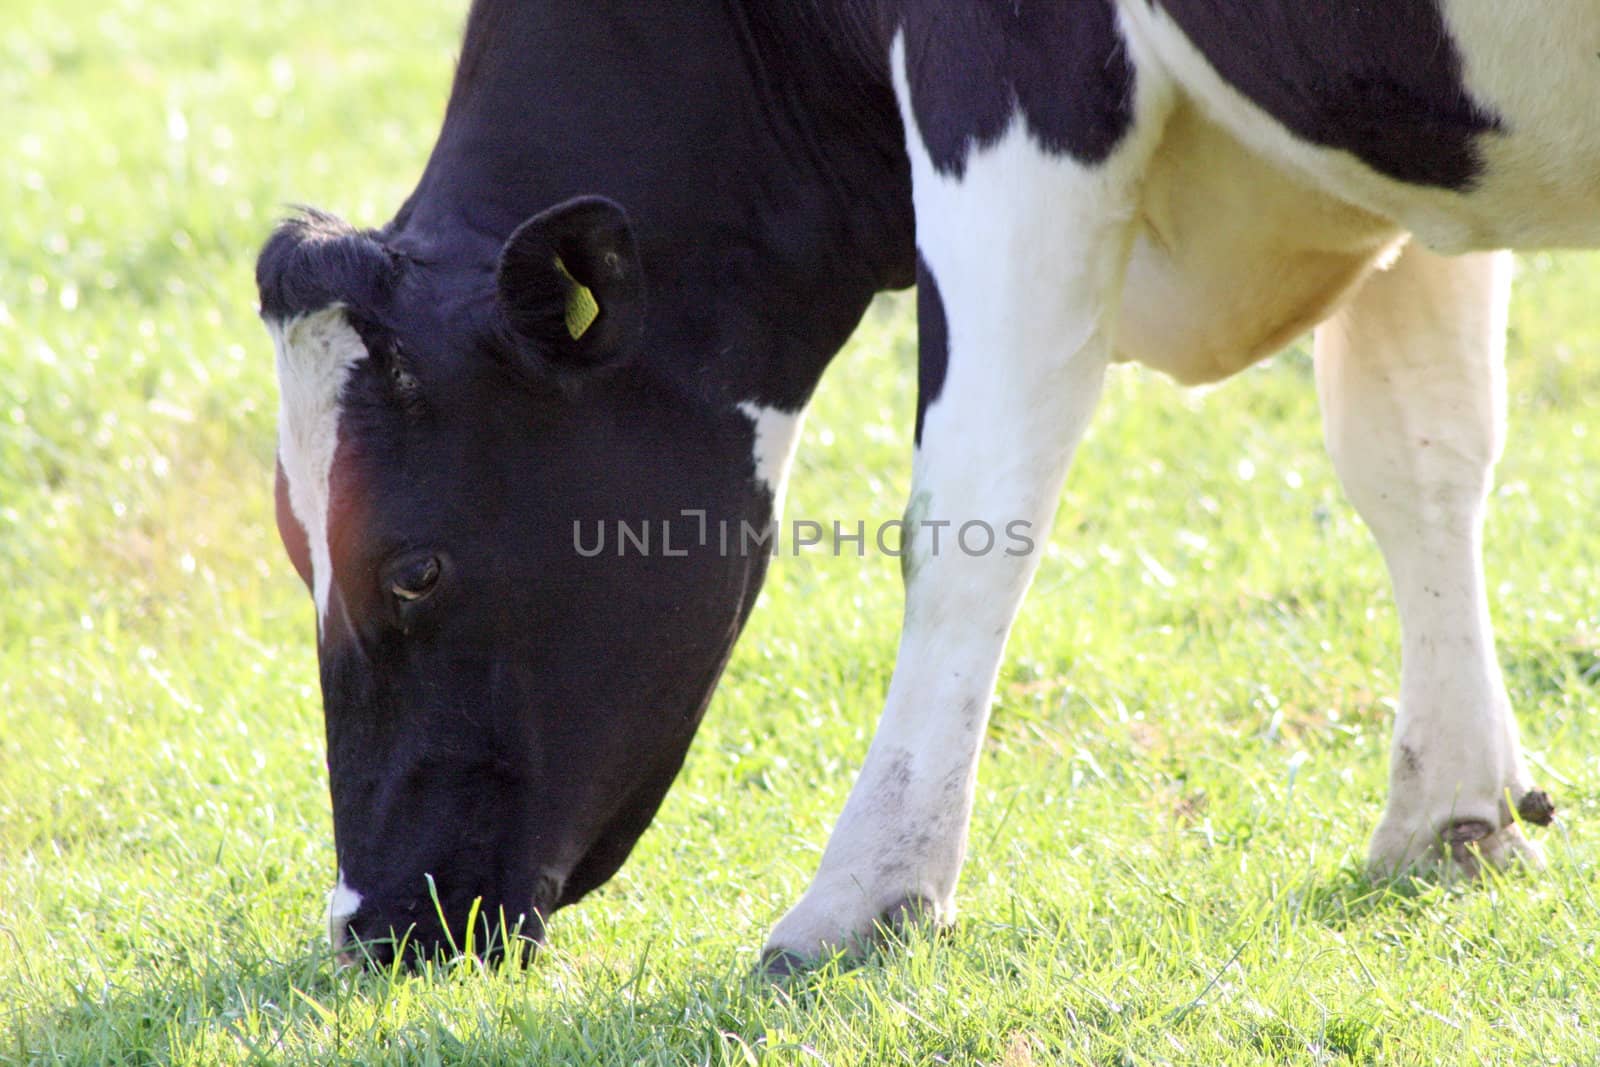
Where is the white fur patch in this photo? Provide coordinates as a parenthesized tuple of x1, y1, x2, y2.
(736, 401, 805, 519)
(326, 868, 363, 948)
(269, 307, 369, 634)
(1315, 245, 1537, 872)
(764, 28, 1168, 961)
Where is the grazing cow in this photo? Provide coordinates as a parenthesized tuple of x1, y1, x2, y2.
(258, 0, 1588, 969)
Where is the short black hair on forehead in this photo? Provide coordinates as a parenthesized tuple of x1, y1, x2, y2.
(257, 208, 402, 323)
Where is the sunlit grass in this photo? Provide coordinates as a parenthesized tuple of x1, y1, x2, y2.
(3, 1, 1597, 1063)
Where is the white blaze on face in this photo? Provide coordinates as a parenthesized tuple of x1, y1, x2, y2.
(268, 306, 370, 635)
(326, 867, 363, 949)
(736, 401, 805, 519)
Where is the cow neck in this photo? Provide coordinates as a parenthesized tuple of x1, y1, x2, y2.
(385, 0, 914, 414)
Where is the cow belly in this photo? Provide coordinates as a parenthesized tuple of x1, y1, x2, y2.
(1115, 103, 1404, 386)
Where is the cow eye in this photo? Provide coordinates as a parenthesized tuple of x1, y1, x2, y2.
(389, 555, 441, 603)
(390, 362, 417, 394)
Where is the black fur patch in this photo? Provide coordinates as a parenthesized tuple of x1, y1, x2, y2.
(263, 0, 920, 968)
(914, 252, 949, 446)
(256, 209, 400, 322)
(1154, 0, 1502, 190)
(901, 0, 1136, 177)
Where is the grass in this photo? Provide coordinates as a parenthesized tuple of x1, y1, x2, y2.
(2, 1, 1597, 1063)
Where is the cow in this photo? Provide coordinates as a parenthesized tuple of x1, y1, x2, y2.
(257, 0, 1591, 971)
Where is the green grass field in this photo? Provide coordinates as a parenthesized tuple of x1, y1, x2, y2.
(3, 2, 1598, 1063)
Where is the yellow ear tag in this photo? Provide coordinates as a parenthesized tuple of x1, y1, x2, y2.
(554, 256, 601, 341)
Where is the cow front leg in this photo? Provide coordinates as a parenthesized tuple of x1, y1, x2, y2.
(761, 29, 1166, 969)
(1315, 245, 1552, 876)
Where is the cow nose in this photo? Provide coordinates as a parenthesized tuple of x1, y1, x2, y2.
(326, 868, 363, 962)
(324, 883, 551, 970)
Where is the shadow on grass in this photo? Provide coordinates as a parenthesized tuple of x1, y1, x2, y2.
(1277, 863, 1463, 929)
(4, 931, 831, 1065)
(3, 938, 361, 1065)
(8, 852, 1575, 1065)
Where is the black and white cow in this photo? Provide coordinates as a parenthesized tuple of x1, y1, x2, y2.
(258, 0, 1587, 969)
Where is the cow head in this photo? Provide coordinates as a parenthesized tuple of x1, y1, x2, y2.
(258, 198, 777, 966)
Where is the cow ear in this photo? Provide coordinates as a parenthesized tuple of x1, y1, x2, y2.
(496, 196, 644, 367)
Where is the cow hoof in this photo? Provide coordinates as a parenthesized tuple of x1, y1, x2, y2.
(1446, 818, 1547, 877)
(1442, 818, 1496, 876)
(754, 947, 812, 981)
(875, 894, 952, 942)
(758, 892, 954, 980)
(1369, 815, 1546, 879)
